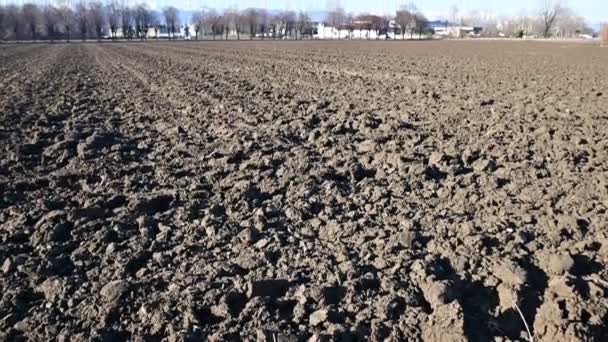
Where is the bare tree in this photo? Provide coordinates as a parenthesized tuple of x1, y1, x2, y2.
(58, 6, 74, 42)
(504, 17, 522, 38)
(4, 5, 19, 41)
(236, 11, 248, 40)
(407, 3, 420, 39)
(147, 7, 157, 39)
(192, 10, 204, 40)
(0, 6, 9, 40)
(135, 5, 144, 39)
(42, 5, 60, 41)
(163, 6, 178, 39)
(269, 13, 279, 39)
(74, 2, 88, 40)
(344, 13, 355, 39)
(296, 11, 311, 40)
(395, 7, 413, 39)
(149, 12, 160, 39)
(258, 9, 269, 40)
(200, 8, 216, 38)
(0, 6, 5, 40)
(201, 9, 214, 39)
(223, 12, 231, 40)
(462, 10, 500, 37)
(135, 4, 153, 40)
(184, 23, 190, 39)
(22, 3, 41, 41)
(412, 11, 429, 39)
(327, 7, 345, 39)
(369, 14, 391, 40)
(243, 8, 258, 39)
(284, 11, 296, 39)
(206, 10, 221, 40)
(539, 0, 564, 38)
(88, 1, 104, 40)
(381, 15, 391, 39)
(216, 14, 226, 40)
(225, 8, 240, 40)
(120, 3, 132, 39)
(552, 7, 590, 38)
(107, 1, 120, 40)
(370, 15, 383, 39)
(356, 14, 373, 40)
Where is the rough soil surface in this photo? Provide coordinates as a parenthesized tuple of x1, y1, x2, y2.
(1, 41, 608, 341)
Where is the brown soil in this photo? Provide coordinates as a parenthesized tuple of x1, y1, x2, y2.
(1, 41, 607, 341)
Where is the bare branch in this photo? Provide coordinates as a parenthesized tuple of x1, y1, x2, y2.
(163, 6, 179, 39)
(539, 0, 564, 38)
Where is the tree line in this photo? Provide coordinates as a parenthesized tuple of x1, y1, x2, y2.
(189, 8, 314, 40)
(0, 3, 276, 41)
(325, 4, 431, 40)
(0, 2, 160, 41)
(0, 1, 433, 42)
(0, 0, 596, 42)
(452, 1, 594, 38)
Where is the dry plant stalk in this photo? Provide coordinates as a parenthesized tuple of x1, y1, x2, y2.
(602, 23, 608, 46)
(513, 301, 534, 342)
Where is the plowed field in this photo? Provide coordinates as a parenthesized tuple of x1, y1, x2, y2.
(1, 41, 608, 341)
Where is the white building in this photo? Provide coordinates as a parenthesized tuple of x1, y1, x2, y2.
(434, 25, 482, 37)
(313, 22, 398, 40)
(104, 24, 198, 40)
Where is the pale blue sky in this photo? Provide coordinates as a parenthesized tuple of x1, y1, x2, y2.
(153, 0, 605, 23)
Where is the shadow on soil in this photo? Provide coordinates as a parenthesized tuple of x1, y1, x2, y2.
(428, 256, 550, 341)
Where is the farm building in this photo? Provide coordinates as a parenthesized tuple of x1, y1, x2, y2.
(434, 25, 483, 37)
(427, 20, 483, 37)
(313, 21, 398, 40)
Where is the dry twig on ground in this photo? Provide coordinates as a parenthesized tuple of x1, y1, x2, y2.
(513, 301, 534, 342)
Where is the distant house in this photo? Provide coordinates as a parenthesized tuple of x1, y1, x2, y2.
(428, 20, 449, 32)
(313, 21, 398, 40)
(426, 20, 482, 38)
(435, 25, 483, 38)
